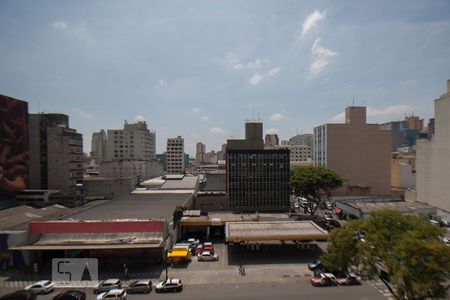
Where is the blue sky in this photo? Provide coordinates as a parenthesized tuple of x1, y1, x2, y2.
(1, 1, 449, 155)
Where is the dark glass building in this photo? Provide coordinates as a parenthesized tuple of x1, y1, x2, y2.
(227, 148, 290, 212)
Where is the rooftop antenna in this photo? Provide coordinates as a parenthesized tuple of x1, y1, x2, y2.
(252, 105, 255, 121)
(257, 112, 260, 122)
(352, 88, 355, 106)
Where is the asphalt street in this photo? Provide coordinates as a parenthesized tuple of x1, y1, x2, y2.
(0, 281, 387, 300)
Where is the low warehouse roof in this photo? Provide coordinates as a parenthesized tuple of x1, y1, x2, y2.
(225, 221, 328, 243)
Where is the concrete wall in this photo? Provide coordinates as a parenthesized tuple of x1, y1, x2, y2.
(84, 177, 133, 198)
(320, 107, 392, 195)
(195, 194, 229, 211)
(416, 81, 450, 213)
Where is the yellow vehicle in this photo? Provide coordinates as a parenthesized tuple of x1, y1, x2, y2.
(167, 245, 192, 264)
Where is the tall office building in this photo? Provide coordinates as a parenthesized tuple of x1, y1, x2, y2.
(166, 136, 185, 174)
(196, 142, 206, 164)
(227, 122, 290, 212)
(313, 106, 391, 196)
(106, 121, 156, 161)
(380, 115, 424, 151)
(264, 133, 279, 149)
(90, 129, 107, 163)
(29, 113, 84, 196)
(289, 133, 313, 147)
(416, 80, 450, 213)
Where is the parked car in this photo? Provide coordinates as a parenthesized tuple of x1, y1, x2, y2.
(336, 273, 360, 285)
(187, 238, 200, 246)
(439, 219, 449, 227)
(324, 212, 333, 221)
(441, 237, 450, 246)
(94, 279, 122, 294)
(24, 280, 54, 295)
(311, 273, 337, 287)
(53, 291, 86, 300)
(203, 242, 214, 254)
(195, 244, 203, 256)
(96, 289, 126, 300)
(0, 290, 37, 300)
(294, 202, 299, 209)
(155, 279, 183, 293)
(325, 202, 333, 210)
(308, 260, 322, 271)
(198, 251, 219, 261)
(126, 280, 152, 294)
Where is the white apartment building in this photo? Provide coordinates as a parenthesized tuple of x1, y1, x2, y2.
(167, 136, 185, 174)
(288, 144, 313, 167)
(277, 143, 313, 167)
(99, 160, 163, 183)
(416, 80, 450, 214)
(106, 121, 156, 161)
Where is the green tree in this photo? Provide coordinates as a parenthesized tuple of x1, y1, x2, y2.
(290, 166, 345, 215)
(320, 209, 450, 299)
(172, 206, 186, 228)
(320, 219, 363, 273)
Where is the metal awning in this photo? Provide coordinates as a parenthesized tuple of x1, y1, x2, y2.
(225, 221, 328, 243)
(10, 232, 164, 251)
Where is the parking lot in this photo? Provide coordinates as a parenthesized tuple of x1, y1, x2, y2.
(166, 240, 325, 286)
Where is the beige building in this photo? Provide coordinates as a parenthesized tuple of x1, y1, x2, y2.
(313, 106, 392, 195)
(264, 133, 279, 149)
(29, 114, 84, 197)
(391, 151, 416, 190)
(196, 142, 206, 164)
(99, 160, 163, 183)
(90, 129, 107, 163)
(167, 136, 185, 174)
(416, 80, 450, 213)
(106, 121, 156, 161)
(277, 143, 313, 167)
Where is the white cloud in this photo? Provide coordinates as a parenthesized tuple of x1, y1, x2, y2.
(265, 128, 279, 135)
(310, 58, 329, 75)
(268, 67, 281, 77)
(53, 21, 68, 30)
(311, 38, 338, 57)
(270, 113, 286, 121)
(367, 105, 414, 117)
(192, 107, 201, 113)
(72, 107, 93, 119)
(301, 10, 326, 37)
(249, 73, 263, 85)
(134, 115, 146, 122)
(329, 105, 415, 123)
(159, 79, 165, 85)
(210, 127, 226, 134)
(329, 112, 345, 122)
(201, 116, 210, 121)
(233, 64, 244, 70)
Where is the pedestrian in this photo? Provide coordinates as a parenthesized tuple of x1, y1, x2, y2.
(123, 263, 128, 279)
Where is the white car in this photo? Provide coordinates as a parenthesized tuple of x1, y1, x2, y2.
(155, 278, 183, 293)
(187, 238, 200, 246)
(96, 289, 127, 300)
(198, 250, 219, 261)
(94, 279, 122, 294)
(24, 280, 54, 294)
(294, 202, 299, 209)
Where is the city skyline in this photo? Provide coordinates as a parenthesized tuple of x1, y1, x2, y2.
(1, 1, 449, 155)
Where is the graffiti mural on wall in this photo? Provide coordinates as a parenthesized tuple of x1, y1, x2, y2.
(0, 95, 29, 196)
